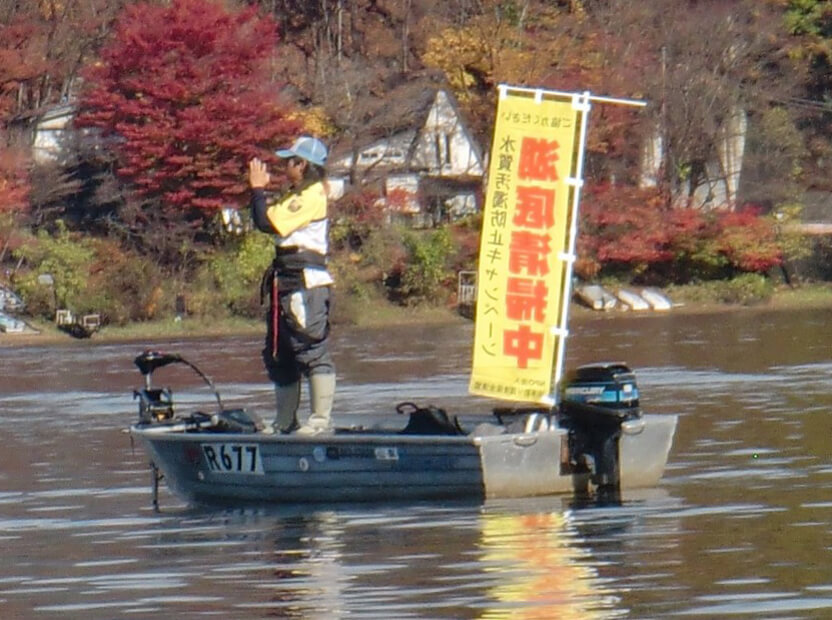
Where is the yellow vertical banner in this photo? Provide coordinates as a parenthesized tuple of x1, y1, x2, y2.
(469, 91, 580, 404)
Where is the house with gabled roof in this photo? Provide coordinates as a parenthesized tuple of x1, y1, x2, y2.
(327, 88, 485, 226)
(13, 84, 487, 227)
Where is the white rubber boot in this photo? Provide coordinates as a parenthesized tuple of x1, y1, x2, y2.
(297, 373, 335, 435)
(273, 382, 300, 433)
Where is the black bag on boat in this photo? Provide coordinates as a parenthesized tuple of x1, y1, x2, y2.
(396, 402, 465, 436)
(211, 409, 259, 433)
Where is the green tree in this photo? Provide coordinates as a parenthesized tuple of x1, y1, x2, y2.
(12, 221, 95, 316)
(399, 227, 454, 304)
(194, 232, 274, 318)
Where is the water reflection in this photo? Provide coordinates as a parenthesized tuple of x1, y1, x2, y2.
(79, 499, 636, 619)
(477, 509, 623, 619)
(2, 308, 832, 617)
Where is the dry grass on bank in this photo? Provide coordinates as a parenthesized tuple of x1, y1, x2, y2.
(0, 304, 467, 348)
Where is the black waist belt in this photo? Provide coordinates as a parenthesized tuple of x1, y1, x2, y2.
(260, 248, 327, 295)
(274, 247, 327, 273)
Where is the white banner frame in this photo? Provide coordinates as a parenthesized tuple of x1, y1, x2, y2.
(494, 84, 646, 404)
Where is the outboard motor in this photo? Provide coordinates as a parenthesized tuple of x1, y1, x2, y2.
(558, 362, 642, 496)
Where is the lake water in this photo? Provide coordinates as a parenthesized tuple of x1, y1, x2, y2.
(1, 308, 831, 618)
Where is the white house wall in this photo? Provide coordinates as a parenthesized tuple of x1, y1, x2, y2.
(321, 90, 485, 221)
(686, 160, 728, 209)
(639, 130, 662, 189)
(32, 105, 75, 163)
(717, 107, 747, 208)
(446, 192, 478, 218)
(329, 131, 416, 172)
(411, 91, 484, 176)
(325, 176, 346, 201)
(640, 107, 747, 210)
(384, 174, 421, 213)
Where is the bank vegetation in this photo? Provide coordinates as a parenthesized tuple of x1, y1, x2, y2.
(1, 1, 831, 330)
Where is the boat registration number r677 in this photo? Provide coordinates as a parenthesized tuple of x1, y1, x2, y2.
(201, 443, 264, 475)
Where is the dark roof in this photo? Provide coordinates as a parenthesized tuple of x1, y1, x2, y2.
(327, 72, 455, 160)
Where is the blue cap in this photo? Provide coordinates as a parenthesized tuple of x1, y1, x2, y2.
(275, 136, 328, 167)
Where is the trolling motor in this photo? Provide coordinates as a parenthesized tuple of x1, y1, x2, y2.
(134, 352, 181, 423)
(132, 350, 259, 433)
(133, 350, 225, 423)
(558, 362, 644, 496)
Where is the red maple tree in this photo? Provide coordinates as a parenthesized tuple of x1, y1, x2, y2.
(0, 155, 29, 214)
(0, 148, 31, 265)
(715, 206, 782, 273)
(577, 183, 782, 282)
(0, 15, 47, 120)
(75, 0, 299, 220)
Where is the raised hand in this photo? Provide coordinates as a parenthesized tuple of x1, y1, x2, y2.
(248, 158, 270, 189)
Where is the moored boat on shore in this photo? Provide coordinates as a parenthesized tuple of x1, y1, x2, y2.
(615, 288, 650, 311)
(640, 287, 673, 311)
(574, 283, 618, 311)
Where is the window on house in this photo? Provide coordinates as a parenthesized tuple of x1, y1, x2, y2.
(434, 133, 451, 167)
(360, 150, 382, 162)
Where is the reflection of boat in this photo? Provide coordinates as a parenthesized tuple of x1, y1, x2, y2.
(130, 353, 676, 507)
(574, 284, 617, 311)
(615, 288, 650, 311)
(640, 288, 672, 311)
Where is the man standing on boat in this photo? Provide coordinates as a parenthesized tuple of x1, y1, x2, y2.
(248, 136, 335, 435)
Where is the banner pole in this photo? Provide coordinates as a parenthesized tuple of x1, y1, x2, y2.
(500, 84, 646, 109)
(551, 91, 592, 404)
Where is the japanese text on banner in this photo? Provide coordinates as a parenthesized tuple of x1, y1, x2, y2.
(469, 94, 579, 404)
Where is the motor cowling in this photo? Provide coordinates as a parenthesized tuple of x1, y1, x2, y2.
(562, 362, 640, 415)
(559, 363, 642, 496)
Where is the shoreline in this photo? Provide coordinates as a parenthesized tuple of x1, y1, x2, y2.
(2, 283, 831, 348)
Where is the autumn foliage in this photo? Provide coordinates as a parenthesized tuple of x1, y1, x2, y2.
(0, 149, 31, 264)
(75, 0, 299, 217)
(0, 150, 30, 216)
(716, 208, 782, 273)
(330, 188, 387, 251)
(0, 16, 47, 120)
(0, 0, 826, 322)
(578, 184, 782, 282)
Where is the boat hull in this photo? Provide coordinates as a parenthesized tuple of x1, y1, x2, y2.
(615, 288, 650, 311)
(132, 414, 677, 505)
(574, 284, 617, 311)
(640, 287, 673, 311)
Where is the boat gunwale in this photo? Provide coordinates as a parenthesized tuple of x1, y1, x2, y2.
(129, 423, 491, 445)
(130, 412, 677, 447)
